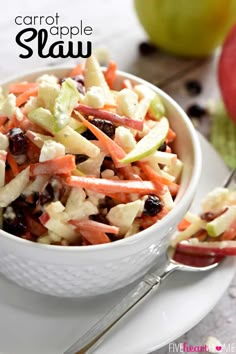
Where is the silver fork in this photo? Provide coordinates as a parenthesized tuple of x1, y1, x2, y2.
(64, 169, 236, 354)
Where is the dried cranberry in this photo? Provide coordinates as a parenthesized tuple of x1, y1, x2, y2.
(3, 206, 27, 236)
(92, 119, 115, 138)
(139, 41, 158, 56)
(81, 129, 97, 140)
(8, 128, 27, 155)
(143, 195, 163, 216)
(185, 80, 202, 96)
(158, 141, 167, 152)
(20, 192, 39, 208)
(100, 157, 115, 172)
(201, 208, 228, 222)
(75, 154, 88, 164)
(186, 104, 207, 118)
(91, 214, 109, 224)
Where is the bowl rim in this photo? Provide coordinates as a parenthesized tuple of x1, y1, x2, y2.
(0, 65, 202, 253)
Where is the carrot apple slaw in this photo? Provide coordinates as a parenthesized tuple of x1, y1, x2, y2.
(0, 55, 183, 246)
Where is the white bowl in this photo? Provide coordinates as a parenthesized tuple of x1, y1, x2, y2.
(0, 67, 201, 297)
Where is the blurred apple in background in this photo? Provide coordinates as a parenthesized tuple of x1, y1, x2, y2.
(134, 0, 236, 57)
(218, 24, 236, 123)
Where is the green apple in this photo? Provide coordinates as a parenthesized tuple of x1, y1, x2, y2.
(206, 206, 236, 237)
(55, 125, 100, 158)
(134, 0, 236, 57)
(119, 117, 169, 164)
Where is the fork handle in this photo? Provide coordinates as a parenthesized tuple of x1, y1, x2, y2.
(63, 273, 162, 354)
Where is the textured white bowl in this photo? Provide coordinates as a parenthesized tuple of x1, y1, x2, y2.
(0, 67, 201, 297)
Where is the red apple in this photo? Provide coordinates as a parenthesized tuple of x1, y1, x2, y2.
(218, 24, 236, 123)
(177, 240, 236, 256)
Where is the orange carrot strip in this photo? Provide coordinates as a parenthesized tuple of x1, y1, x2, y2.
(136, 162, 167, 195)
(105, 192, 130, 203)
(80, 230, 111, 245)
(16, 86, 39, 107)
(66, 176, 156, 195)
(7, 153, 19, 176)
(0, 126, 7, 133)
(178, 218, 191, 231)
(166, 128, 176, 143)
(68, 63, 84, 77)
(76, 113, 126, 167)
(104, 61, 117, 88)
(70, 220, 119, 235)
(141, 207, 168, 229)
(0, 116, 8, 125)
(195, 230, 208, 242)
(169, 184, 179, 196)
(30, 155, 76, 176)
(137, 161, 179, 196)
(118, 165, 142, 181)
(103, 103, 117, 110)
(220, 220, 236, 240)
(9, 82, 38, 94)
(5, 169, 14, 184)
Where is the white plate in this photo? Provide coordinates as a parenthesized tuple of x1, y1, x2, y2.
(0, 134, 235, 354)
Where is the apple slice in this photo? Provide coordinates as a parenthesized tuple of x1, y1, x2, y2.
(173, 249, 223, 267)
(218, 24, 236, 123)
(206, 206, 236, 237)
(119, 117, 169, 164)
(177, 239, 236, 256)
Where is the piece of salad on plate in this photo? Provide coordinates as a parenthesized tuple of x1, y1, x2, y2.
(172, 186, 236, 255)
(0, 55, 183, 246)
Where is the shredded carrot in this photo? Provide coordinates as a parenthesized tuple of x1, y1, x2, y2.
(16, 86, 39, 107)
(137, 161, 179, 196)
(5, 169, 14, 184)
(118, 165, 142, 181)
(5, 114, 19, 130)
(70, 220, 119, 235)
(76, 113, 126, 167)
(80, 230, 111, 245)
(103, 103, 117, 110)
(7, 153, 19, 176)
(105, 192, 130, 203)
(30, 155, 76, 176)
(137, 162, 168, 195)
(122, 79, 133, 90)
(66, 176, 157, 195)
(178, 218, 191, 231)
(166, 128, 176, 143)
(9, 82, 38, 95)
(195, 230, 207, 241)
(0, 116, 8, 125)
(104, 61, 117, 88)
(220, 220, 236, 240)
(141, 207, 168, 229)
(68, 63, 84, 77)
